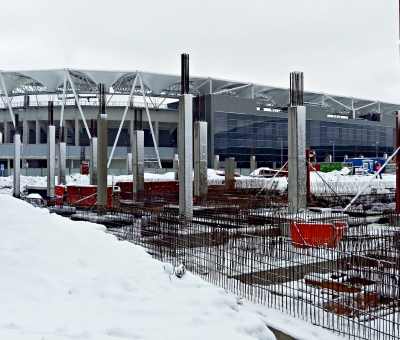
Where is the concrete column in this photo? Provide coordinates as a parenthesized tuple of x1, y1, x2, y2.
(22, 119, 28, 144)
(194, 121, 207, 197)
(132, 130, 144, 198)
(90, 137, 98, 185)
(288, 106, 307, 214)
(35, 119, 40, 144)
(58, 142, 66, 185)
(250, 156, 256, 173)
(5, 122, 10, 143)
(178, 94, 193, 220)
(47, 125, 56, 199)
(0, 131, 2, 144)
(126, 152, 133, 175)
(154, 120, 159, 146)
(7, 159, 10, 177)
(173, 154, 179, 181)
(129, 118, 134, 148)
(13, 133, 21, 197)
(225, 157, 235, 190)
(97, 113, 107, 212)
(75, 117, 80, 146)
(350, 109, 355, 119)
(214, 155, 219, 170)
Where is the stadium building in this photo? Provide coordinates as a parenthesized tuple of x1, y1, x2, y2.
(0, 69, 398, 175)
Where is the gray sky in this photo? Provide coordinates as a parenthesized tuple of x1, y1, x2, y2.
(1, 0, 399, 103)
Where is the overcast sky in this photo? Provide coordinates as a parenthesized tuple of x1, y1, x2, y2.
(1, 0, 399, 103)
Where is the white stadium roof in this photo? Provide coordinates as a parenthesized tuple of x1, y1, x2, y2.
(0, 68, 398, 116)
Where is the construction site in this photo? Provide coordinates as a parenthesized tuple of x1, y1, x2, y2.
(0, 56, 398, 340)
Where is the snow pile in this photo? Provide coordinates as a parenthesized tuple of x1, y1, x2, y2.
(0, 194, 276, 340)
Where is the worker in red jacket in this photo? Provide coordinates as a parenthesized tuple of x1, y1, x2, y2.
(374, 161, 382, 179)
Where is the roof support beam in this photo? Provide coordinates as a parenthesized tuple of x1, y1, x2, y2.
(323, 93, 352, 111)
(354, 101, 378, 111)
(0, 72, 15, 128)
(67, 71, 91, 139)
(138, 72, 162, 168)
(107, 72, 138, 168)
(59, 70, 67, 128)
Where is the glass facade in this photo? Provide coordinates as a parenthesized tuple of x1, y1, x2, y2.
(214, 111, 394, 168)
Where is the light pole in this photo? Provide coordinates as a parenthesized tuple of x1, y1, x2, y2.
(278, 138, 283, 167)
(374, 141, 379, 157)
(330, 140, 335, 162)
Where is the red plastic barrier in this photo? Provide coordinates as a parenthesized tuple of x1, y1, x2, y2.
(55, 186, 65, 205)
(290, 219, 348, 248)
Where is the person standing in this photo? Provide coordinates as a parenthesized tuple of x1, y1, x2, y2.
(374, 161, 382, 179)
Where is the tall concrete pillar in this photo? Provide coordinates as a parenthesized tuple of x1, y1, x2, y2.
(173, 154, 179, 181)
(47, 102, 56, 200)
(250, 156, 256, 173)
(75, 117, 80, 146)
(35, 119, 40, 144)
(0, 131, 2, 144)
(178, 94, 193, 220)
(47, 126, 56, 198)
(214, 155, 219, 170)
(58, 142, 66, 185)
(97, 84, 108, 214)
(5, 121, 10, 143)
(129, 118, 134, 147)
(194, 121, 207, 197)
(154, 120, 159, 146)
(90, 137, 98, 185)
(225, 157, 235, 190)
(288, 106, 307, 214)
(126, 152, 133, 175)
(13, 132, 21, 197)
(132, 131, 144, 197)
(22, 119, 28, 144)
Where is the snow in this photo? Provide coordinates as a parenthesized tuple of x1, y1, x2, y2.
(0, 169, 390, 339)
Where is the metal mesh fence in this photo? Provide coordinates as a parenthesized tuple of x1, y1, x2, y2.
(42, 191, 400, 340)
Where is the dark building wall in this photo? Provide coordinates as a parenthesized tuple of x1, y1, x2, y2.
(205, 94, 396, 168)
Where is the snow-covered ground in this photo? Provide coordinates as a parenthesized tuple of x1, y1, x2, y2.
(0, 174, 352, 339)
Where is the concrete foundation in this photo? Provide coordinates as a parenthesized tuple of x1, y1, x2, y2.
(178, 94, 193, 220)
(225, 157, 235, 190)
(194, 121, 207, 197)
(47, 125, 56, 199)
(58, 142, 66, 185)
(90, 137, 98, 185)
(132, 130, 144, 197)
(288, 106, 307, 214)
(13, 133, 21, 197)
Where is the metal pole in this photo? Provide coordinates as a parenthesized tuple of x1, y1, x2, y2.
(330, 140, 335, 162)
(278, 138, 283, 166)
